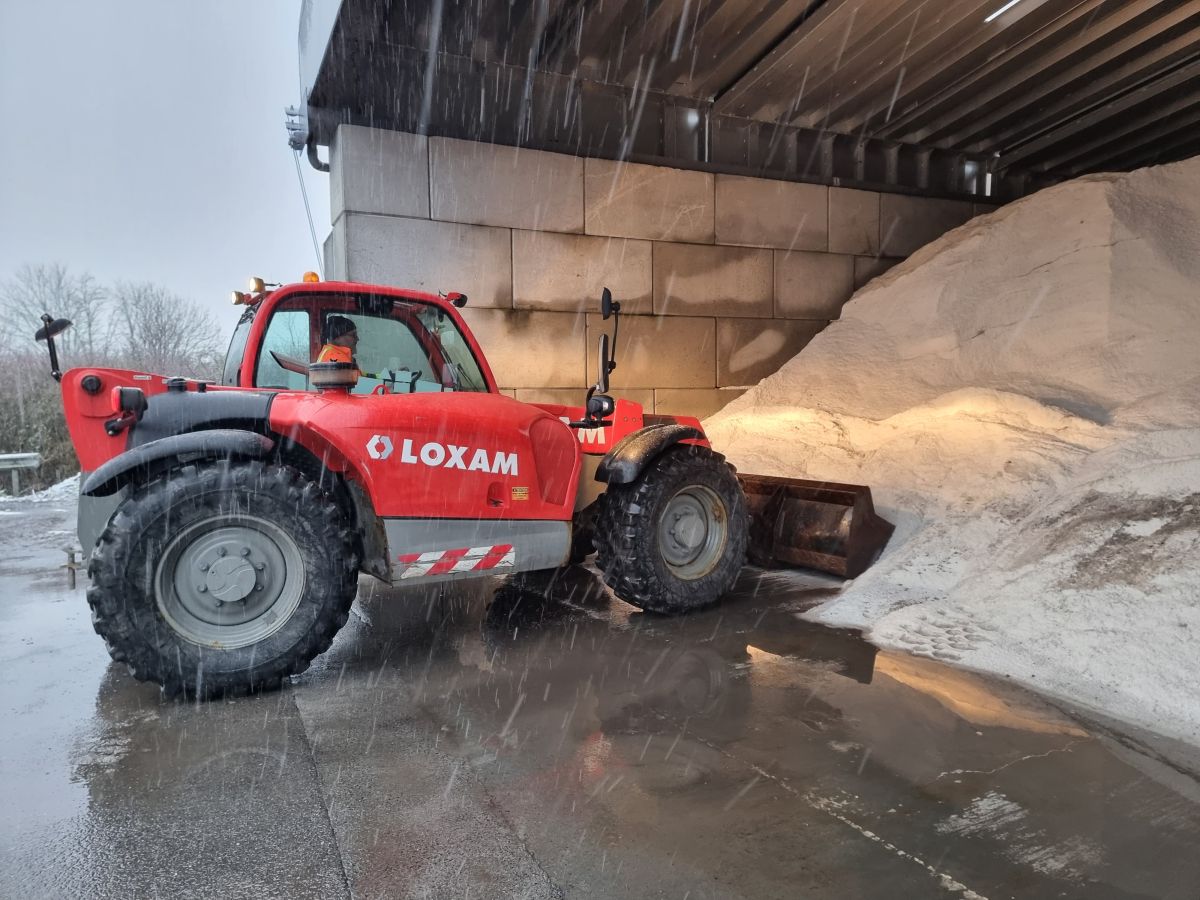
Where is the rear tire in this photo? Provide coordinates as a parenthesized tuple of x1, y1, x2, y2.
(87, 462, 359, 699)
(594, 445, 747, 614)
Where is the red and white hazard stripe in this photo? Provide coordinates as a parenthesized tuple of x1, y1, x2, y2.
(395, 544, 516, 579)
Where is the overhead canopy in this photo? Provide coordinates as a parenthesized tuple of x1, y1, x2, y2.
(300, 0, 1200, 200)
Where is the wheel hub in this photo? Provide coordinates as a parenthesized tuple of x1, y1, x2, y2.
(155, 517, 305, 649)
(657, 486, 729, 579)
(669, 509, 707, 552)
(204, 555, 257, 603)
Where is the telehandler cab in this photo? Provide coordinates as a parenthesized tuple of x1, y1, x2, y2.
(38, 278, 893, 698)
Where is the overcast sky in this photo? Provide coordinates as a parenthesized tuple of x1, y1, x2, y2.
(0, 0, 330, 339)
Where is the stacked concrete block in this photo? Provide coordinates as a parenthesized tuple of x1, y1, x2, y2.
(585, 314, 717, 389)
(325, 125, 992, 419)
(774, 251, 855, 320)
(653, 244, 773, 317)
(335, 214, 513, 308)
(717, 318, 826, 387)
(715, 175, 828, 251)
(430, 137, 584, 233)
(512, 231, 652, 314)
(584, 159, 714, 242)
(461, 309, 586, 389)
(880, 194, 975, 257)
(829, 188, 880, 256)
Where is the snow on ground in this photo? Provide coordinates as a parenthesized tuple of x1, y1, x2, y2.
(706, 157, 1200, 746)
(0, 473, 80, 505)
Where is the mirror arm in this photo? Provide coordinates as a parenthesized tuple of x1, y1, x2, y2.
(567, 384, 614, 429)
(41, 314, 63, 382)
(608, 314, 619, 374)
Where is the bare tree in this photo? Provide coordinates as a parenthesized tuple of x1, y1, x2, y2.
(0, 267, 227, 489)
(113, 281, 222, 376)
(0, 263, 111, 361)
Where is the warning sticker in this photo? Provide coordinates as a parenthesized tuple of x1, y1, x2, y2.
(511, 486, 530, 501)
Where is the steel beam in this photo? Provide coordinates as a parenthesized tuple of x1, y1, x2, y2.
(1108, 129, 1200, 171)
(712, 0, 854, 117)
(813, 0, 1009, 134)
(778, 0, 945, 129)
(870, 0, 1113, 142)
(937, 2, 1200, 148)
(1038, 90, 1200, 174)
(1061, 104, 1200, 175)
(983, 26, 1200, 152)
(998, 56, 1200, 169)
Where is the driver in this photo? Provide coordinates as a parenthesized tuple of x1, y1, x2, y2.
(316, 315, 361, 370)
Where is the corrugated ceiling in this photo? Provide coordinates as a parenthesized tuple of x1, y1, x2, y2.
(304, 0, 1200, 196)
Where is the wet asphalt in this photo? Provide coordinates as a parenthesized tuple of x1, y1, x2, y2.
(3, 499, 1200, 899)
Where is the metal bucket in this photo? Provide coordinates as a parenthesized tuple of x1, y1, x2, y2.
(738, 474, 895, 579)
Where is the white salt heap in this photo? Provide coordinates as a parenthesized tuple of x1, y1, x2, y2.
(706, 157, 1200, 746)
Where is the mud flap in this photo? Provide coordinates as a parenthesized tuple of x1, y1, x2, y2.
(738, 474, 895, 579)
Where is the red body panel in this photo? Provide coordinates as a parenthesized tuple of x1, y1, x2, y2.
(60, 368, 237, 471)
(530, 401, 706, 456)
(268, 390, 581, 520)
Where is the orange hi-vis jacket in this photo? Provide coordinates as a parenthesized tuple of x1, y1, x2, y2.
(316, 344, 354, 365)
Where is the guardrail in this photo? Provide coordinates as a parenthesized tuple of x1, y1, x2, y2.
(0, 452, 42, 496)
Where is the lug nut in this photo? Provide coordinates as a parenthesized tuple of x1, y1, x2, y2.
(217, 547, 227, 557)
(240, 547, 251, 557)
(198, 585, 208, 593)
(199, 562, 209, 572)
(255, 563, 265, 571)
(255, 584, 264, 591)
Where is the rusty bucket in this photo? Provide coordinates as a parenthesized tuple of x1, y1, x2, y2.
(738, 474, 895, 578)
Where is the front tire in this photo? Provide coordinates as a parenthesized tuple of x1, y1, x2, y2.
(87, 462, 359, 698)
(594, 445, 747, 614)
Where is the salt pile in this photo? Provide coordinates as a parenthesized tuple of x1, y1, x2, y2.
(706, 158, 1200, 746)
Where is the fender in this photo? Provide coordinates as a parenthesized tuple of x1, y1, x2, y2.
(81, 429, 276, 497)
(595, 424, 706, 485)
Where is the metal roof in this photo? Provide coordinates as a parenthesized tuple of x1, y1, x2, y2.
(300, 0, 1200, 200)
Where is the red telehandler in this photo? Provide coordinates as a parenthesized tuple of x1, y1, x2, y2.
(35, 278, 892, 698)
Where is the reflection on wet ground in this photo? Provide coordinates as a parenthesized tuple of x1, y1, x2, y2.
(3, 501, 1200, 899)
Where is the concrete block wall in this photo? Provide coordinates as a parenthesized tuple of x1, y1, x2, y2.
(325, 125, 985, 419)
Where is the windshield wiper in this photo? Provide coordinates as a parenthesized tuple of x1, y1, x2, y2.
(455, 362, 484, 392)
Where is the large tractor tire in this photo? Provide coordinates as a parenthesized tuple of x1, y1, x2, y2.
(594, 445, 748, 614)
(87, 462, 359, 699)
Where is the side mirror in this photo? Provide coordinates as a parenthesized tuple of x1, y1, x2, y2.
(596, 333, 610, 393)
(35, 318, 72, 342)
(446, 291, 468, 308)
(586, 393, 615, 420)
(601, 287, 615, 320)
(34, 313, 72, 382)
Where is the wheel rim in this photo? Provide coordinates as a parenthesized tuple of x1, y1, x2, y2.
(155, 515, 306, 649)
(657, 485, 729, 580)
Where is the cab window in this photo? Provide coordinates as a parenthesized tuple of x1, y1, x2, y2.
(252, 293, 490, 394)
(221, 313, 254, 386)
(256, 309, 311, 390)
(326, 312, 434, 393)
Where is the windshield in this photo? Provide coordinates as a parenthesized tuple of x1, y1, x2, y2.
(254, 292, 489, 394)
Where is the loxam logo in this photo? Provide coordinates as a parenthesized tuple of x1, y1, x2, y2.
(558, 417, 607, 446)
(367, 435, 394, 460)
(367, 435, 518, 476)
